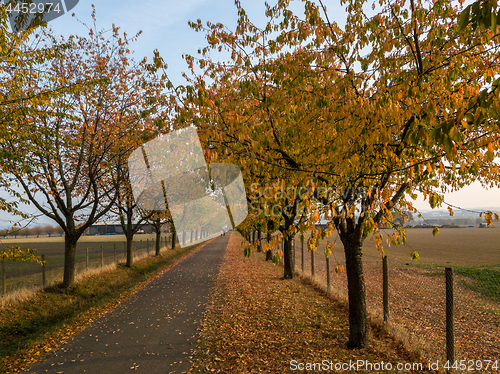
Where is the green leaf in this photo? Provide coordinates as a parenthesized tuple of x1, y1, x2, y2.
(272, 254, 281, 266)
(491, 9, 497, 32)
(433, 125, 442, 141)
(324, 245, 330, 258)
(432, 226, 440, 237)
(443, 136, 453, 154)
(459, 5, 471, 31)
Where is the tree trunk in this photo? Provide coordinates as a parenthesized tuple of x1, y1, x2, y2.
(283, 236, 294, 279)
(171, 230, 176, 250)
(62, 235, 77, 288)
(344, 236, 369, 348)
(265, 232, 272, 261)
(155, 230, 161, 256)
(257, 230, 262, 252)
(126, 235, 133, 267)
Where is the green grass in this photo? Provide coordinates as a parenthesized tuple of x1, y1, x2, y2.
(415, 263, 500, 302)
(453, 267, 500, 301)
(0, 240, 204, 374)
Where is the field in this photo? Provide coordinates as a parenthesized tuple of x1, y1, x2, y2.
(309, 227, 500, 267)
(290, 227, 500, 366)
(0, 234, 173, 295)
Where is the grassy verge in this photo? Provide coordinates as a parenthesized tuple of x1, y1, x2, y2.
(414, 263, 500, 301)
(454, 266, 500, 301)
(0, 240, 206, 374)
(190, 233, 430, 374)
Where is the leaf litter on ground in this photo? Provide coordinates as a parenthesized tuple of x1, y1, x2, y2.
(189, 232, 433, 373)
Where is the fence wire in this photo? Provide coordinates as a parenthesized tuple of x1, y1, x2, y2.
(1, 234, 177, 296)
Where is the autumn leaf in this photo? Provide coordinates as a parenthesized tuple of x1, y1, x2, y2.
(335, 265, 346, 275)
(432, 226, 440, 237)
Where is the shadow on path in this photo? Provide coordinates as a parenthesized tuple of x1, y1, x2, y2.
(24, 234, 230, 374)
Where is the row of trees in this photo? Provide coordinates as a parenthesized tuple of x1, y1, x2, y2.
(0, 224, 64, 238)
(1, 0, 499, 350)
(173, 0, 500, 348)
(0, 6, 174, 286)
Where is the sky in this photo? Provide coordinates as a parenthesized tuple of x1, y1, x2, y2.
(2, 0, 500, 228)
(35, 0, 304, 88)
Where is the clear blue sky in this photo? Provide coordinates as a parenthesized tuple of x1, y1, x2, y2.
(39, 0, 316, 87)
(2, 0, 499, 228)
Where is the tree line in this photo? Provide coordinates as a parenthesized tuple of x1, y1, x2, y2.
(1, 0, 499, 350)
(0, 224, 64, 238)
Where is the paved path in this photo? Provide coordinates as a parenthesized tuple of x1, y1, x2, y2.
(25, 235, 230, 374)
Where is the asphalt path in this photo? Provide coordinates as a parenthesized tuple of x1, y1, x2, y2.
(24, 234, 230, 374)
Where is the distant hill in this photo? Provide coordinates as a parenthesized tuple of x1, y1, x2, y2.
(408, 207, 500, 227)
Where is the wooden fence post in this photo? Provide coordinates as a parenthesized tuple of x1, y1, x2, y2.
(2, 257, 6, 295)
(42, 254, 46, 287)
(311, 250, 315, 278)
(326, 256, 330, 291)
(446, 267, 454, 367)
(301, 238, 304, 273)
(383, 255, 389, 323)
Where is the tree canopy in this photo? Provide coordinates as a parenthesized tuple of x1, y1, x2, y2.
(180, 0, 500, 348)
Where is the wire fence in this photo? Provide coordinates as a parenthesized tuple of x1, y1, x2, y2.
(247, 229, 500, 371)
(0, 234, 178, 296)
(1, 229, 222, 297)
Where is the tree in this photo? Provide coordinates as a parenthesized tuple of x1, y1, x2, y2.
(182, 0, 500, 348)
(1, 11, 167, 288)
(112, 170, 155, 267)
(0, 7, 80, 266)
(244, 180, 309, 274)
(0, 7, 76, 219)
(182, 12, 319, 279)
(144, 211, 172, 256)
(31, 225, 44, 238)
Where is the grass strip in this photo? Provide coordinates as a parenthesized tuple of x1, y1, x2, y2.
(0, 240, 207, 374)
(454, 267, 500, 301)
(190, 233, 429, 373)
(417, 264, 500, 301)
